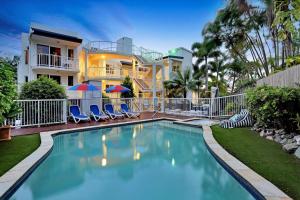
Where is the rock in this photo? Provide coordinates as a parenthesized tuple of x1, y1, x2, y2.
(293, 135, 300, 145)
(282, 143, 298, 153)
(280, 134, 286, 139)
(260, 130, 266, 137)
(266, 136, 273, 141)
(275, 129, 285, 135)
(265, 131, 274, 136)
(287, 139, 295, 144)
(286, 134, 295, 139)
(274, 136, 281, 143)
(294, 147, 300, 159)
(280, 138, 287, 145)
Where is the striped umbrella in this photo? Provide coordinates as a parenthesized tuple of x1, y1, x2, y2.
(68, 83, 101, 91)
(105, 85, 130, 93)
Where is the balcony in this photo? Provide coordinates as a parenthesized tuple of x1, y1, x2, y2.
(33, 54, 79, 72)
(88, 67, 133, 80)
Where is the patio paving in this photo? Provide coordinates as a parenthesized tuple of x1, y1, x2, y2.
(11, 112, 193, 136)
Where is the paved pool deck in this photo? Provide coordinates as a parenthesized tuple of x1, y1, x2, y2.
(11, 112, 193, 136)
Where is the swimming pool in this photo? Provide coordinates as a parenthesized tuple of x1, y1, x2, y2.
(10, 121, 254, 200)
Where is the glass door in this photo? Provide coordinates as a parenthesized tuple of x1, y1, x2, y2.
(50, 47, 61, 67)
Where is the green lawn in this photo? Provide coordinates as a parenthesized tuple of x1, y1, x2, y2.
(211, 126, 300, 200)
(0, 134, 40, 176)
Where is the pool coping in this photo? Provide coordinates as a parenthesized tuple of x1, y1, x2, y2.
(202, 126, 292, 200)
(0, 117, 178, 199)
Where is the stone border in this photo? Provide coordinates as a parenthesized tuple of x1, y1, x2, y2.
(0, 117, 178, 199)
(202, 126, 292, 200)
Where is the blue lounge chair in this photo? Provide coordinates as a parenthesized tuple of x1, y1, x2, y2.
(120, 103, 140, 118)
(220, 109, 252, 128)
(90, 105, 109, 121)
(69, 105, 90, 123)
(104, 104, 125, 119)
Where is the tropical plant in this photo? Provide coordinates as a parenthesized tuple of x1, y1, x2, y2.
(246, 86, 300, 132)
(192, 38, 219, 91)
(20, 76, 66, 99)
(164, 68, 194, 98)
(121, 76, 135, 98)
(0, 60, 20, 125)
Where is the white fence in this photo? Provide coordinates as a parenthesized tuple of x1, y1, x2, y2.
(6, 94, 246, 128)
(6, 99, 67, 128)
(164, 94, 246, 118)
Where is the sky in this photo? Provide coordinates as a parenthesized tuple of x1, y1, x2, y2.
(0, 0, 224, 57)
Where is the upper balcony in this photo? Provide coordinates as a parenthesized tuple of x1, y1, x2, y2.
(86, 40, 163, 63)
(87, 66, 133, 80)
(32, 53, 79, 73)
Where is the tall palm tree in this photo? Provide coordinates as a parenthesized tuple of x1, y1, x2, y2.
(164, 68, 194, 98)
(192, 38, 218, 91)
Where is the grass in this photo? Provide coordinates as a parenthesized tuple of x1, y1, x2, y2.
(211, 126, 300, 200)
(0, 134, 40, 176)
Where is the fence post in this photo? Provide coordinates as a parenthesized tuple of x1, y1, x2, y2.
(37, 100, 40, 127)
(209, 98, 213, 119)
(63, 99, 67, 124)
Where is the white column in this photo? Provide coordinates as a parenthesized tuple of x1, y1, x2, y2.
(152, 63, 156, 98)
(84, 50, 88, 82)
(168, 58, 173, 79)
(161, 65, 165, 112)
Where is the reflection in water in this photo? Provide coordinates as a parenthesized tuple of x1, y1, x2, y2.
(10, 121, 254, 200)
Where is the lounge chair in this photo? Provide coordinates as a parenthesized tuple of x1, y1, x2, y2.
(104, 104, 125, 119)
(220, 109, 252, 128)
(90, 105, 109, 121)
(69, 105, 90, 123)
(120, 103, 140, 118)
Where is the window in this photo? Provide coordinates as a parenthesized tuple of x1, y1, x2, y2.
(37, 44, 49, 66)
(68, 76, 74, 86)
(106, 64, 114, 75)
(25, 76, 28, 82)
(25, 47, 29, 64)
(68, 49, 74, 60)
(37, 74, 61, 84)
(50, 47, 61, 67)
(172, 65, 180, 72)
(49, 75, 61, 84)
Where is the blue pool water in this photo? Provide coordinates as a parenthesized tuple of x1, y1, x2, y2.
(10, 121, 254, 200)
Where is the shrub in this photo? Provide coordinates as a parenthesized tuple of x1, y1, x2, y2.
(246, 86, 300, 132)
(20, 76, 66, 99)
(0, 60, 20, 125)
(121, 76, 135, 98)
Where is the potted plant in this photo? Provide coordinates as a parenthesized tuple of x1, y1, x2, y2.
(0, 59, 20, 141)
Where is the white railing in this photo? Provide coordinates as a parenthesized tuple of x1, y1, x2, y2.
(86, 41, 163, 62)
(36, 53, 79, 71)
(6, 99, 67, 128)
(6, 94, 246, 128)
(88, 67, 133, 79)
(163, 94, 246, 118)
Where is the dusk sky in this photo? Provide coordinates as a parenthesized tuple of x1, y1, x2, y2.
(0, 0, 224, 57)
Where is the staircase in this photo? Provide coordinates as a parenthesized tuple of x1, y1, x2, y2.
(134, 55, 150, 64)
(134, 78, 151, 92)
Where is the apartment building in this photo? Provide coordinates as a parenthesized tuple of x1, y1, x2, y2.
(18, 23, 193, 99)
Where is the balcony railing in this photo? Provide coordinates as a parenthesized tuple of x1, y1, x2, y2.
(86, 41, 163, 62)
(36, 53, 79, 71)
(88, 67, 133, 79)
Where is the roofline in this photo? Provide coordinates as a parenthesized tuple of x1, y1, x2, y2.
(31, 28, 83, 43)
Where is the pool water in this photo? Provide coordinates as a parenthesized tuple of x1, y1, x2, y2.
(10, 121, 254, 200)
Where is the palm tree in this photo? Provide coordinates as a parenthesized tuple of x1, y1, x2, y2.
(164, 68, 194, 98)
(192, 38, 218, 91)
